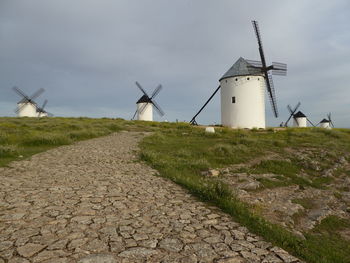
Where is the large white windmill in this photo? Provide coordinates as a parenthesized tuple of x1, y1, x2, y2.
(132, 81, 165, 121)
(12, 86, 45, 117)
(190, 21, 287, 129)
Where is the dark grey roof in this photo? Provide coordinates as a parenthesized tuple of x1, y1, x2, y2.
(219, 57, 263, 81)
(136, 95, 151, 104)
(320, 118, 330, 123)
(294, 111, 306, 118)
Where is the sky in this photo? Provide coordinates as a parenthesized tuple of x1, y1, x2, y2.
(0, 0, 349, 127)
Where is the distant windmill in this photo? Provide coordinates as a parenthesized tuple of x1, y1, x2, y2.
(190, 20, 287, 128)
(36, 100, 53, 117)
(285, 103, 314, 127)
(12, 86, 45, 117)
(318, 113, 334, 129)
(131, 81, 165, 121)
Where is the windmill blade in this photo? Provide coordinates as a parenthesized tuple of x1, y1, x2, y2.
(246, 59, 263, 68)
(271, 62, 287, 76)
(131, 109, 138, 120)
(307, 118, 315, 127)
(12, 86, 30, 101)
(135, 81, 150, 98)
(29, 88, 45, 101)
(284, 115, 293, 127)
(41, 99, 48, 110)
(265, 74, 278, 118)
(138, 102, 150, 115)
(150, 84, 162, 99)
(285, 103, 300, 127)
(152, 99, 165, 117)
(293, 102, 301, 113)
(328, 113, 334, 127)
(190, 86, 221, 125)
(15, 102, 29, 113)
(252, 20, 267, 69)
(294, 116, 300, 127)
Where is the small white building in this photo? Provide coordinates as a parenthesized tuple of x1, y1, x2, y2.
(136, 95, 153, 121)
(293, 111, 307, 127)
(320, 119, 331, 129)
(17, 102, 38, 117)
(220, 57, 265, 129)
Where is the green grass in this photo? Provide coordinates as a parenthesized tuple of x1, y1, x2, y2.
(140, 125, 350, 263)
(2, 117, 350, 262)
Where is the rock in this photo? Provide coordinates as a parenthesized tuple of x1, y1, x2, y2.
(17, 243, 46, 258)
(78, 254, 118, 263)
(203, 235, 222, 244)
(216, 257, 246, 263)
(262, 254, 283, 263)
(205, 127, 215, 133)
(239, 181, 260, 190)
(159, 238, 184, 252)
(240, 251, 260, 261)
(118, 247, 157, 258)
(208, 169, 220, 177)
(32, 250, 69, 263)
(0, 241, 13, 251)
(7, 258, 30, 263)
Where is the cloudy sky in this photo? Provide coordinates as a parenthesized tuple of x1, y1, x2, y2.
(0, 1, 349, 127)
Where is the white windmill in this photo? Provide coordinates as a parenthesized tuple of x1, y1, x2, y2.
(132, 81, 165, 121)
(12, 86, 45, 117)
(190, 20, 287, 129)
(284, 103, 315, 128)
(36, 100, 53, 117)
(318, 113, 334, 129)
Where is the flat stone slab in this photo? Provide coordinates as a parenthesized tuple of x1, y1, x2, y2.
(0, 132, 302, 262)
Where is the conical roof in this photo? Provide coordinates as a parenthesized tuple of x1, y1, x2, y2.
(136, 95, 151, 104)
(320, 118, 330, 123)
(294, 111, 306, 118)
(219, 57, 263, 81)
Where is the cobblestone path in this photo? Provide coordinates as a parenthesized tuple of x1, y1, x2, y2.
(0, 132, 302, 263)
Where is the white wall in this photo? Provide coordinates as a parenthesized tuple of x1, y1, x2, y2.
(293, 117, 307, 127)
(220, 75, 265, 129)
(137, 102, 153, 121)
(18, 103, 37, 117)
(320, 122, 331, 129)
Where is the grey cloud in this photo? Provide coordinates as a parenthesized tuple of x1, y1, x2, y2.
(0, 0, 349, 126)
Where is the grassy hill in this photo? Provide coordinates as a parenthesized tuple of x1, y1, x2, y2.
(1, 117, 350, 263)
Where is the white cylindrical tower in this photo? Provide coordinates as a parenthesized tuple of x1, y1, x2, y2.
(219, 57, 265, 129)
(136, 95, 153, 121)
(320, 119, 331, 129)
(293, 111, 307, 127)
(18, 103, 38, 117)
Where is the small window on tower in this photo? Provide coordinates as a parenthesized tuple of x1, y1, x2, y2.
(232, 97, 236, 103)
(235, 78, 238, 81)
(225, 80, 227, 83)
(247, 77, 250, 80)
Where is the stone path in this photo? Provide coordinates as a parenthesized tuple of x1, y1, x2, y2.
(0, 132, 302, 263)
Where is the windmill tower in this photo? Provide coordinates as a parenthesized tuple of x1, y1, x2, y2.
(293, 111, 307, 127)
(12, 87, 45, 117)
(190, 21, 287, 128)
(132, 81, 165, 121)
